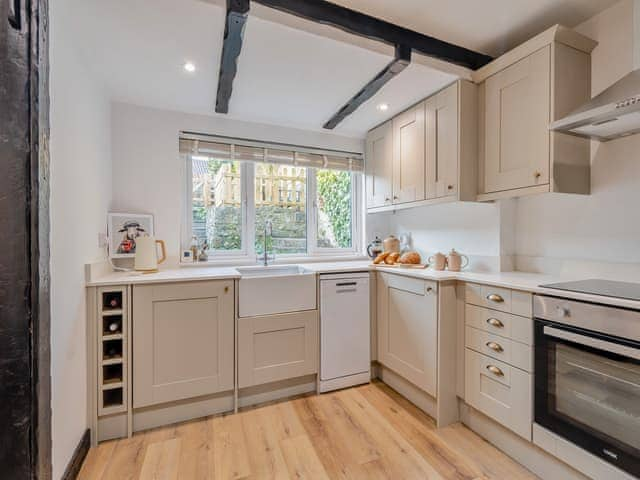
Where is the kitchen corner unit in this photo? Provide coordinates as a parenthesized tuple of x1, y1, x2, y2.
(366, 79, 478, 213)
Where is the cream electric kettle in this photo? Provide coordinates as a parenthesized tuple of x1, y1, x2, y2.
(134, 236, 167, 272)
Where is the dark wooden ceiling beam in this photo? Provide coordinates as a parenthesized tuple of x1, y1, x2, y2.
(215, 0, 250, 114)
(323, 44, 411, 129)
(251, 0, 492, 70)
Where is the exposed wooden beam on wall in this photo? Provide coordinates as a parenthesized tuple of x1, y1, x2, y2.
(251, 0, 492, 70)
(323, 44, 411, 129)
(215, 0, 250, 113)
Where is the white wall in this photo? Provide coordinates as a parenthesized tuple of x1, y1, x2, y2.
(376, 202, 506, 271)
(111, 102, 364, 258)
(50, 1, 112, 476)
(514, 0, 640, 267)
(380, 0, 640, 273)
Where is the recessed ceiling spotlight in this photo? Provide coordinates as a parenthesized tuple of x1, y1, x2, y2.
(183, 61, 196, 73)
(377, 103, 389, 112)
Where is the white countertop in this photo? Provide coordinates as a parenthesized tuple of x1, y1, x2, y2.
(87, 260, 640, 310)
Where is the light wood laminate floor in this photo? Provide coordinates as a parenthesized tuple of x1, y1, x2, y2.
(79, 381, 537, 479)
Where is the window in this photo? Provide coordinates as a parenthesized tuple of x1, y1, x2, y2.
(182, 136, 362, 261)
(315, 169, 353, 250)
(254, 162, 307, 256)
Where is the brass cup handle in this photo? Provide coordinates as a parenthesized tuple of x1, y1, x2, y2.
(486, 293, 504, 303)
(486, 318, 504, 328)
(486, 341, 504, 353)
(534, 171, 542, 179)
(486, 365, 504, 377)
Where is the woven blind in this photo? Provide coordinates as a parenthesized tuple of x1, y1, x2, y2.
(179, 135, 363, 172)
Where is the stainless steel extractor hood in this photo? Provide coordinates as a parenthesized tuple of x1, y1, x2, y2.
(551, 0, 640, 141)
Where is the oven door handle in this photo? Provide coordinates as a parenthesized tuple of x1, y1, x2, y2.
(543, 326, 640, 361)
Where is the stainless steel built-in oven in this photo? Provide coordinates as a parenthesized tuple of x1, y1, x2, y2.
(534, 295, 640, 477)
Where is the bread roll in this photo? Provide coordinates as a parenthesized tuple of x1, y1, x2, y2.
(373, 252, 389, 264)
(385, 252, 400, 265)
(398, 251, 421, 265)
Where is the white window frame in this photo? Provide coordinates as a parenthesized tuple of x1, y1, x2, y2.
(183, 153, 251, 260)
(182, 149, 363, 264)
(308, 169, 361, 257)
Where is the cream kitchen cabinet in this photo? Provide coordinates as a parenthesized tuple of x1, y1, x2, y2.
(366, 80, 477, 213)
(425, 80, 478, 201)
(132, 280, 234, 408)
(392, 102, 426, 204)
(474, 25, 596, 201)
(238, 310, 318, 388)
(377, 272, 438, 396)
(365, 120, 393, 209)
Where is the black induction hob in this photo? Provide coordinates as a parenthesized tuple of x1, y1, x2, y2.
(540, 279, 640, 302)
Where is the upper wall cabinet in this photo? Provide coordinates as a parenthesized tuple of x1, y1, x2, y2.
(425, 81, 478, 202)
(474, 25, 597, 201)
(392, 102, 426, 204)
(365, 121, 393, 208)
(366, 80, 478, 213)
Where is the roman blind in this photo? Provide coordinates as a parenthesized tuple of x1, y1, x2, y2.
(179, 133, 364, 172)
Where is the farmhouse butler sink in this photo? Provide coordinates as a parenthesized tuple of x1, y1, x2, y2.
(236, 264, 312, 278)
(237, 265, 316, 317)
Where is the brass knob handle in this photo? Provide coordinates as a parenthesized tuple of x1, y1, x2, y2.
(534, 171, 541, 179)
(447, 185, 454, 190)
(486, 293, 504, 303)
(486, 341, 504, 353)
(385, 197, 390, 202)
(486, 318, 504, 328)
(486, 365, 504, 377)
(224, 286, 229, 293)
(393, 195, 399, 200)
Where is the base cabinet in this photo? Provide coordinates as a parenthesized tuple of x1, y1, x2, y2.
(132, 280, 234, 408)
(465, 344, 532, 441)
(377, 273, 438, 396)
(238, 310, 318, 388)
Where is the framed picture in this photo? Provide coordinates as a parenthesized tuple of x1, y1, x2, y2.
(107, 212, 154, 258)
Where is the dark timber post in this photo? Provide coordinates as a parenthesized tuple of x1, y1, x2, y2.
(0, 0, 51, 478)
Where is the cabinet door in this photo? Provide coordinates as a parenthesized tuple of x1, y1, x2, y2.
(465, 348, 532, 440)
(365, 121, 393, 208)
(392, 102, 425, 203)
(426, 83, 459, 199)
(484, 46, 550, 193)
(377, 273, 437, 396)
(133, 281, 234, 408)
(238, 310, 318, 388)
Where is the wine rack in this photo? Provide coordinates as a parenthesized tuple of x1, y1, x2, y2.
(97, 287, 128, 416)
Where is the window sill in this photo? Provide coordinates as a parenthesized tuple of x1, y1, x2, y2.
(179, 254, 369, 268)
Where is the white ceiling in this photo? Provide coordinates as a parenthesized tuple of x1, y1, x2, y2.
(331, 0, 619, 57)
(64, 0, 617, 138)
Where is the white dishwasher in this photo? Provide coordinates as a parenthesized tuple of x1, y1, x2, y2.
(319, 272, 370, 393)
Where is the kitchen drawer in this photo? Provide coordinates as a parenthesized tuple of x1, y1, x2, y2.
(465, 348, 532, 440)
(465, 304, 533, 345)
(465, 283, 532, 317)
(465, 325, 533, 372)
